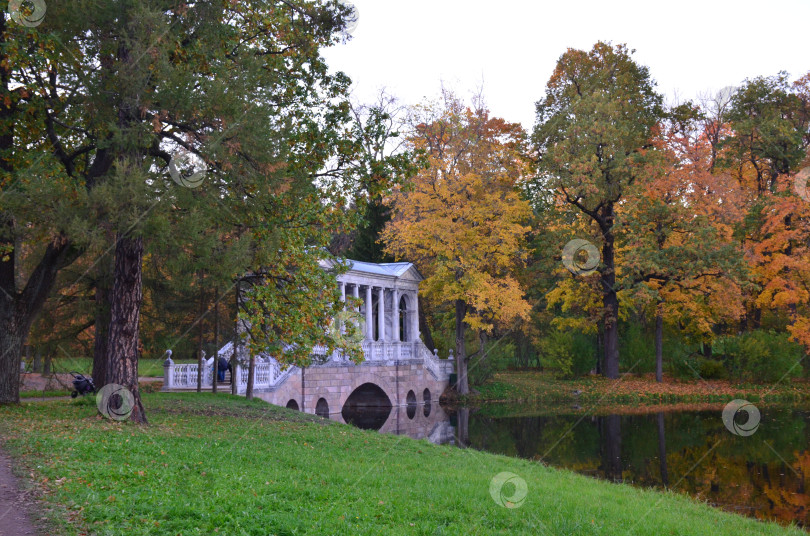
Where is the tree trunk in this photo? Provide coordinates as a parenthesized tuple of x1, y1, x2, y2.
(197, 279, 204, 393)
(246, 354, 255, 400)
(232, 283, 239, 396)
(92, 274, 111, 387)
(0, 230, 77, 404)
(454, 299, 469, 395)
(30, 346, 39, 373)
(595, 327, 603, 375)
(42, 349, 51, 375)
(231, 339, 239, 396)
(476, 330, 488, 382)
(601, 216, 620, 379)
(104, 233, 147, 424)
(655, 303, 663, 383)
(0, 310, 24, 404)
(418, 299, 435, 352)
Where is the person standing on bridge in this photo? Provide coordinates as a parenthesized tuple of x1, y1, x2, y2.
(216, 355, 231, 383)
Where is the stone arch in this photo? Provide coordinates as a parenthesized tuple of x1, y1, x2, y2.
(406, 390, 417, 419)
(276, 371, 303, 412)
(341, 383, 392, 430)
(285, 399, 299, 411)
(315, 397, 329, 417)
(338, 371, 398, 411)
(423, 388, 431, 417)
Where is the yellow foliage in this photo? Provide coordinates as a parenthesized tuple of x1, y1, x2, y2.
(382, 94, 531, 332)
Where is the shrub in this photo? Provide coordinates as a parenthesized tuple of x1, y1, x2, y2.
(538, 329, 595, 379)
(698, 358, 727, 380)
(620, 323, 656, 373)
(714, 330, 803, 383)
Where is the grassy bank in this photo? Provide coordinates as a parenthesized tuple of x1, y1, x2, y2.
(0, 393, 803, 535)
(468, 370, 810, 406)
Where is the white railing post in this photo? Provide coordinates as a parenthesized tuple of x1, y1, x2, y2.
(163, 354, 174, 390)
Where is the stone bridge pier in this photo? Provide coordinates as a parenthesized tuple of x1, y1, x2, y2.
(255, 358, 450, 416)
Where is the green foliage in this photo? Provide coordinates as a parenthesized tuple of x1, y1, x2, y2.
(619, 323, 656, 373)
(715, 330, 804, 383)
(538, 329, 595, 379)
(698, 358, 728, 380)
(469, 340, 515, 387)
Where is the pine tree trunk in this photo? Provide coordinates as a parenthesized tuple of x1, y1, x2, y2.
(232, 284, 240, 396)
(104, 233, 147, 424)
(214, 289, 220, 392)
(454, 299, 469, 395)
(92, 276, 111, 387)
(601, 216, 620, 379)
(655, 304, 664, 383)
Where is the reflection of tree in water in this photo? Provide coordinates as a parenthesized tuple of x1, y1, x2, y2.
(657, 412, 668, 487)
(455, 407, 470, 448)
(462, 406, 810, 527)
(510, 417, 544, 459)
(599, 415, 622, 482)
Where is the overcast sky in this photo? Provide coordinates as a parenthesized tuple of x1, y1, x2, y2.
(322, 0, 810, 129)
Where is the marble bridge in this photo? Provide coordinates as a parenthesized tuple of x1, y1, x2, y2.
(162, 259, 454, 441)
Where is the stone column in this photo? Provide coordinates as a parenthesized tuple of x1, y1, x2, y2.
(339, 281, 346, 302)
(392, 288, 400, 342)
(352, 284, 360, 309)
(377, 287, 385, 341)
(365, 286, 373, 341)
(411, 291, 420, 343)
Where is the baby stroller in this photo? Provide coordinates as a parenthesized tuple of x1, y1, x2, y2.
(69, 372, 96, 398)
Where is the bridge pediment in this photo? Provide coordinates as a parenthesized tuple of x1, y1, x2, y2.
(321, 258, 422, 285)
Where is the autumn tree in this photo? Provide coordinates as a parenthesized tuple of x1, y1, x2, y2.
(531, 42, 664, 379)
(720, 72, 810, 335)
(383, 90, 532, 395)
(622, 103, 748, 381)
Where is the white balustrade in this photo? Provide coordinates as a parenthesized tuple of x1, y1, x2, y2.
(164, 338, 453, 393)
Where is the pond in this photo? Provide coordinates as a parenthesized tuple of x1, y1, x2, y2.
(343, 401, 810, 528)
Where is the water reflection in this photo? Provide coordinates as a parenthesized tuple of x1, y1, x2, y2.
(464, 405, 810, 528)
(338, 401, 455, 444)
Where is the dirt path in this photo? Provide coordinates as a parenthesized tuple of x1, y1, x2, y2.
(0, 449, 38, 535)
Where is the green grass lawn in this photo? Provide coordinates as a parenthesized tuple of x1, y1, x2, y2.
(0, 394, 803, 535)
(19, 390, 72, 399)
(31, 358, 195, 378)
